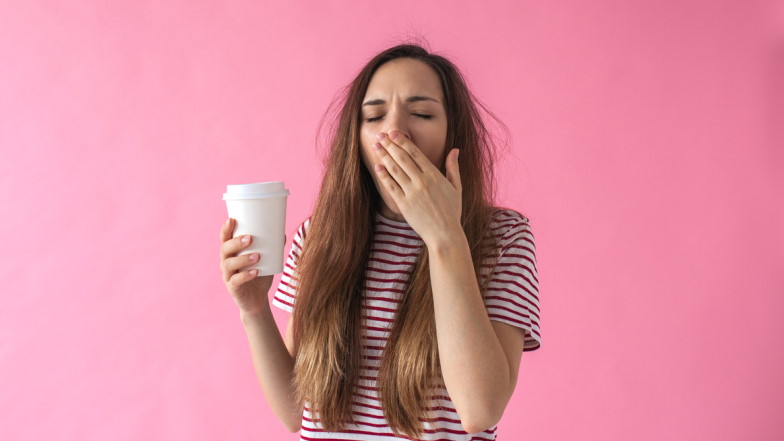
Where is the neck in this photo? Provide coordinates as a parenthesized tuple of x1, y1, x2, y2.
(379, 202, 406, 223)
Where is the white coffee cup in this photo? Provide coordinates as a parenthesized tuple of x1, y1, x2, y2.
(222, 181, 290, 276)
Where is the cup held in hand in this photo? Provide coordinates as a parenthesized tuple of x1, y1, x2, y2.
(223, 181, 289, 276)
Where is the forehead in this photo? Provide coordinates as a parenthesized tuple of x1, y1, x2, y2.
(363, 58, 443, 101)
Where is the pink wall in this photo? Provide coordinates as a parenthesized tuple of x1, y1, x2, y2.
(1, 1, 782, 440)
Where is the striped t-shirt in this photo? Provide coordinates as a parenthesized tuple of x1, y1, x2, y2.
(272, 208, 541, 441)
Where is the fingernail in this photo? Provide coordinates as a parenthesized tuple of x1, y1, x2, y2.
(389, 131, 399, 140)
(376, 132, 386, 140)
(249, 269, 257, 276)
(249, 253, 258, 261)
(242, 235, 250, 244)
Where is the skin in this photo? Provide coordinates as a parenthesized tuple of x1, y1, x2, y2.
(359, 57, 450, 223)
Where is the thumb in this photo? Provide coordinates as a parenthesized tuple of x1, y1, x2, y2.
(446, 148, 461, 190)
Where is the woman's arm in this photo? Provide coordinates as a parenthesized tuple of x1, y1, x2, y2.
(240, 307, 302, 433)
(427, 231, 523, 434)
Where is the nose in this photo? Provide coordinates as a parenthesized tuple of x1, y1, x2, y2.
(382, 107, 411, 140)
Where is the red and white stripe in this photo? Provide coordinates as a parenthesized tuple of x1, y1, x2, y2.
(272, 208, 540, 440)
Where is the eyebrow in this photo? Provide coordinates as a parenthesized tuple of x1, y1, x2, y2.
(362, 96, 440, 107)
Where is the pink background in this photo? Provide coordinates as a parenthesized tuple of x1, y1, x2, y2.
(1, 1, 782, 440)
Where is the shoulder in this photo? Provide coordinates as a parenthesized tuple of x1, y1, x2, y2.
(295, 215, 313, 239)
(290, 215, 313, 250)
(487, 207, 534, 250)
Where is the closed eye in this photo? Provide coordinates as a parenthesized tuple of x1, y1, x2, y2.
(365, 114, 433, 123)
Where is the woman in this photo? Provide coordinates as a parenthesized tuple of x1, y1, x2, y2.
(218, 43, 541, 440)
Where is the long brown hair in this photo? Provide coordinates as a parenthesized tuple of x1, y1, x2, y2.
(291, 41, 509, 438)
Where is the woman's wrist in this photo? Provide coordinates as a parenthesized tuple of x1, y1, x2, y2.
(240, 304, 273, 327)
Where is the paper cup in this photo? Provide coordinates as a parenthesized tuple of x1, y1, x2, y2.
(222, 181, 289, 276)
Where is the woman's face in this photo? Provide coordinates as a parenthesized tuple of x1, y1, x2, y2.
(359, 58, 448, 217)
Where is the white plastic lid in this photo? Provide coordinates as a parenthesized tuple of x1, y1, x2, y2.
(222, 181, 289, 200)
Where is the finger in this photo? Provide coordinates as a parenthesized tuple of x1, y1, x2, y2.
(222, 254, 257, 284)
(377, 132, 424, 180)
(372, 162, 405, 201)
(222, 251, 260, 279)
(446, 148, 462, 191)
(227, 268, 258, 289)
(220, 232, 253, 260)
(373, 141, 412, 190)
(219, 218, 233, 243)
(384, 130, 437, 175)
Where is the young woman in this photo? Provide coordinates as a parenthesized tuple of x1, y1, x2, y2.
(219, 43, 541, 441)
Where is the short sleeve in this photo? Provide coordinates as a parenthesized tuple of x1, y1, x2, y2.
(271, 217, 310, 314)
(483, 211, 541, 351)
